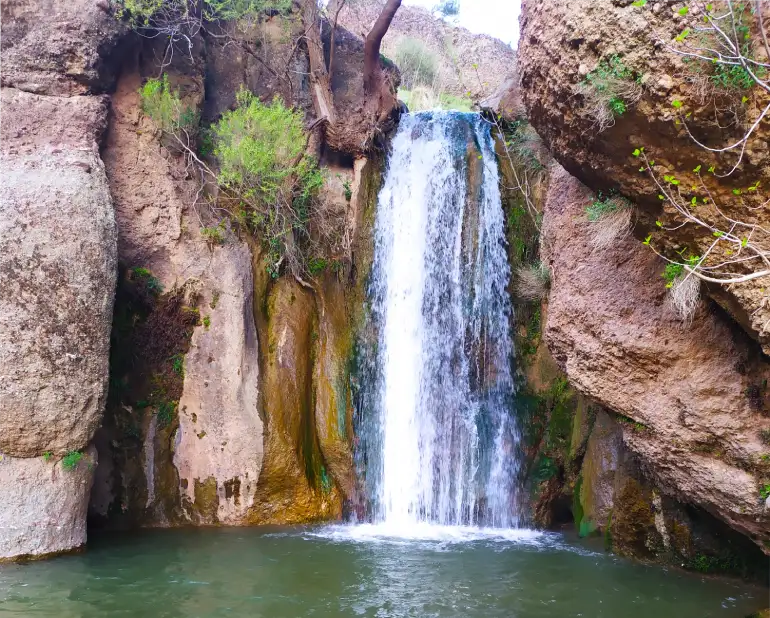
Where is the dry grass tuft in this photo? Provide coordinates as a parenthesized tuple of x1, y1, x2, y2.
(668, 274, 701, 323)
(515, 262, 551, 301)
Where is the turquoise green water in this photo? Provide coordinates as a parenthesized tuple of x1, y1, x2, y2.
(0, 526, 765, 617)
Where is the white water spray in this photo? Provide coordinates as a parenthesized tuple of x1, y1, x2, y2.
(360, 111, 521, 531)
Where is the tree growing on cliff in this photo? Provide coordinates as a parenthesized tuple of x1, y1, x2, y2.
(302, 0, 403, 154)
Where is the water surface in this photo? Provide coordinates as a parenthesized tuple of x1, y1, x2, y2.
(0, 526, 764, 617)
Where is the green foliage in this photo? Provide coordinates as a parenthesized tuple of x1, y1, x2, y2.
(139, 74, 198, 138)
(62, 451, 84, 471)
(212, 89, 323, 276)
(203, 315, 211, 330)
(200, 222, 226, 246)
(115, 0, 291, 28)
(394, 38, 439, 89)
(342, 180, 352, 202)
(171, 353, 185, 376)
(584, 55, 636, 102)
(586, 193, 625, 221)
(156, 401, 177, 429)
(202, 0, 291, 21)
(760, 429, 770, 445)
(132, 266, 163, 294)
(663, 262, 684, 284)
(608, 97, 627, 115)
(307, 257, 328, 275)
(42, 451, 53, 462)
(711, 63, 758, 90)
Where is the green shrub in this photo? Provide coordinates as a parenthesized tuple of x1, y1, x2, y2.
(200, 222, 226, 246)
(394, 38, 439, 89)
(139, 74, 198, 138)
(115, 0, 291, 28)
(203, 315, 211, 330)
(62, 451, 84, 471)
(212, 89, 323, 276)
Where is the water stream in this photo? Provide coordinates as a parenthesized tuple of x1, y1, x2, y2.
(357, 111, 520, 530)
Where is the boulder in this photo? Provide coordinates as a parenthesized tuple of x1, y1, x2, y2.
(541, 163, 770, 552)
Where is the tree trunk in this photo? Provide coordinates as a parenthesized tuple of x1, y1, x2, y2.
(363, 0, 402, 95)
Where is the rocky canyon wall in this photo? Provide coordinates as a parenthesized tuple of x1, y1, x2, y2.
(506, 0, 770, 576)
(1, 0, 384, 558)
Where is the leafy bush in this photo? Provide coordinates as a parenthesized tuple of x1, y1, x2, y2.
(139, 74, 198, 140)
(212, 89, 323, 277)
(157, 401, 177, 429)
(394, 38, 439, 89)
(115, 0, 291, 28)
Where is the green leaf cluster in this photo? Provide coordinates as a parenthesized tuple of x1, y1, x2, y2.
(212, 89, 323, 276)
(140, 74, 198, 138)
(62, 451, 84, 471)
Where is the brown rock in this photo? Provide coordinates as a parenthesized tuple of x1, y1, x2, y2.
(541, 164, 770, 552)
(518, 0, 770, 351)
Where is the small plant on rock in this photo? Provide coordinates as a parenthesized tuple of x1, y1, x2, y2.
(585, 193, 633, 251)
(139, 74, 199, 145)
(577, 55, 642, 132)
(61, 451, 84, 471)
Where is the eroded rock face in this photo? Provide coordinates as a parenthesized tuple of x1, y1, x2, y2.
(541, 164, 770, 552)
(174, 245, 263, 525)
(0, 446, 98, 561)
(1, 0, 124, 95)
(0, 88, 116, 457)
(518, 0, 770, 351)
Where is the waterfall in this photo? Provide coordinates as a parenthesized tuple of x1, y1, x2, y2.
(357, 111, 521, 531)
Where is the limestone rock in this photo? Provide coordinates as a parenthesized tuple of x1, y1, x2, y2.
(175, 245, 263, 525)
(0, 88, 117, 457)
(1, 0, 125, 95)
(0, 446, 97, 561)
(541, 164, 770, 552)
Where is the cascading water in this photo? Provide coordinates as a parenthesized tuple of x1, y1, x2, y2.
(356, 111, 521, 532)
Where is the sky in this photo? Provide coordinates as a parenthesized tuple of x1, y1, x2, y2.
(405, 0, 521, 47)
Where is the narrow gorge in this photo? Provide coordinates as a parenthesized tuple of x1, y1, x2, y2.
(1, 0, 769, 616)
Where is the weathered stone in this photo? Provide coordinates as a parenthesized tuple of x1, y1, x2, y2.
(541, 164, 770, 553)
(518, 0, 770, 352)
(175, 245, 263, 524)
(0, 446, 97, 561)
(0, 88, 117, 457)
(249, 277, 343, 524)
(1, 0, 125, 95)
